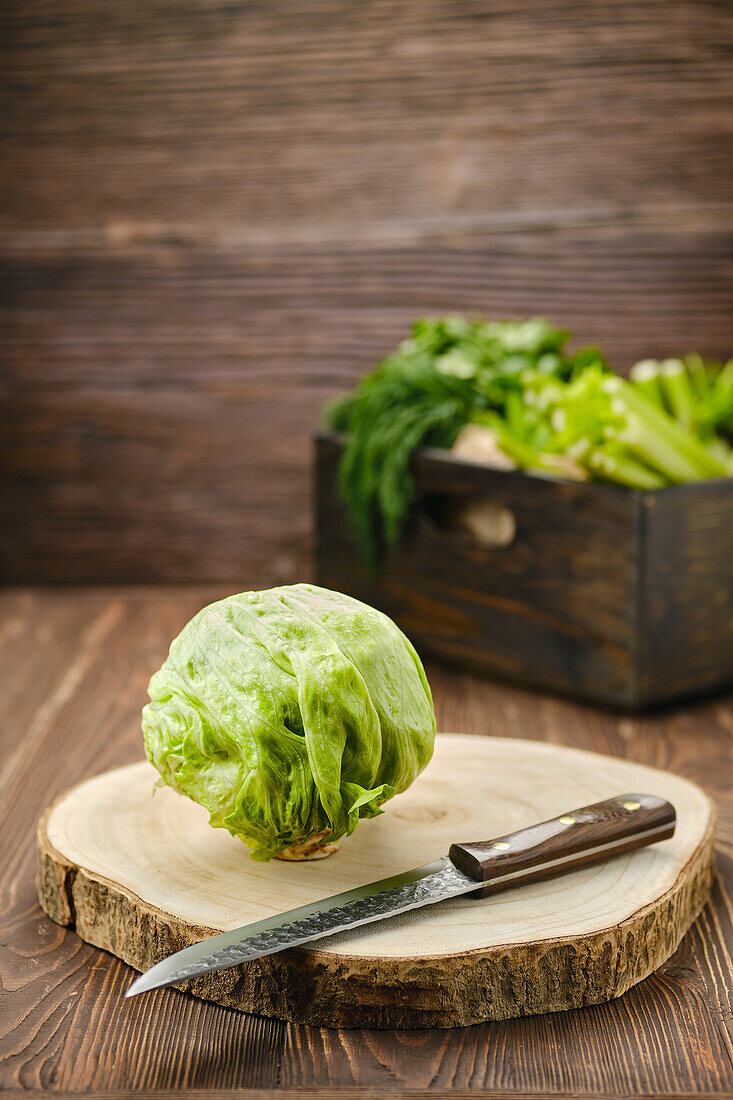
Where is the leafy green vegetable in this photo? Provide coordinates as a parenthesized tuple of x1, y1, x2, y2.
(325, 317, 604, 567)
(142, 584, 435, 862)
(512, 366, 730, 487)
(629, 355, 733, 439)
(327, 318, 732, 568)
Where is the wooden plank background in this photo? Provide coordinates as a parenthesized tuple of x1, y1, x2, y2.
(1, 0, 732, 583)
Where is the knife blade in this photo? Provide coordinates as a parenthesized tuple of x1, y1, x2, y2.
(126, 791, 675, 998)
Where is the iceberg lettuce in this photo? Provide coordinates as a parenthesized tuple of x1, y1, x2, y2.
(142, 584, 435, 861)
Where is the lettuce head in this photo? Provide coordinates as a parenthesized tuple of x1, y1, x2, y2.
(142, 584, 435, 861)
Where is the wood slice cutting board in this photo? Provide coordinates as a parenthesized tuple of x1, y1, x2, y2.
(37, 734, 715, 1029)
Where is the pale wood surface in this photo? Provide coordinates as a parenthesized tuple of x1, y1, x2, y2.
(44, 738, 713, 953)
(2, 588, 732, 1090)
(38, 735, 714, 1026)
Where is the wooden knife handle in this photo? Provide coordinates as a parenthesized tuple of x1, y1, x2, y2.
(449, 793, 676, 898)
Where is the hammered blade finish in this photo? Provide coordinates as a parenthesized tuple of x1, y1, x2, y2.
(126, 857, 478, 997)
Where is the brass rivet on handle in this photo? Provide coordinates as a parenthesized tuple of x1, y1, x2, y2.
(559, 815, 576, 825)
(492, 841, 510, 850)
(623, 800, 641, 811)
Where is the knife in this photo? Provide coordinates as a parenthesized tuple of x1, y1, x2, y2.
(126, 792, 675, 998)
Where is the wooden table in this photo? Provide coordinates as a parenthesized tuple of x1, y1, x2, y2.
(1, 587, 731, 1097)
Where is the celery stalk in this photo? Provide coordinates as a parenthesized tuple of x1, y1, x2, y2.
(629, 360, 666, 409)
(715, 359, 733, 395)
(684, 353, 711, 401)
(714, 361, 733, 432)
(583, 446, 666, 490)
(612, 416, 704, 482)
(602, 377, 728, 479)
(707, 437, 733, 467)
(659, 359, 695, 427)
(470, 411, 543, 468)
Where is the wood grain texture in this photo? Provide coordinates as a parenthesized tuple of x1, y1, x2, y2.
(5, 1093, 729, 1100)
(35, 745, 712, 1028)
(448, 793, 678, 889)
(1, 0, 733, 583)
(315, 434, 733, 708)
(1, 587, 732, 1092)
(639, 483, 733, 701)
(3, 0, 733, 233)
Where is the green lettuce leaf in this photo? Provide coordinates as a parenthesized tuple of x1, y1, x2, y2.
(142, 584, 435, 861)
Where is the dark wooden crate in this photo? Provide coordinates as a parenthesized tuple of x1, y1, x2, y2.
(314, 431, 733, 708)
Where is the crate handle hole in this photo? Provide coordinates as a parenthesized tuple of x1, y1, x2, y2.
(423, 495, 516, 548)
